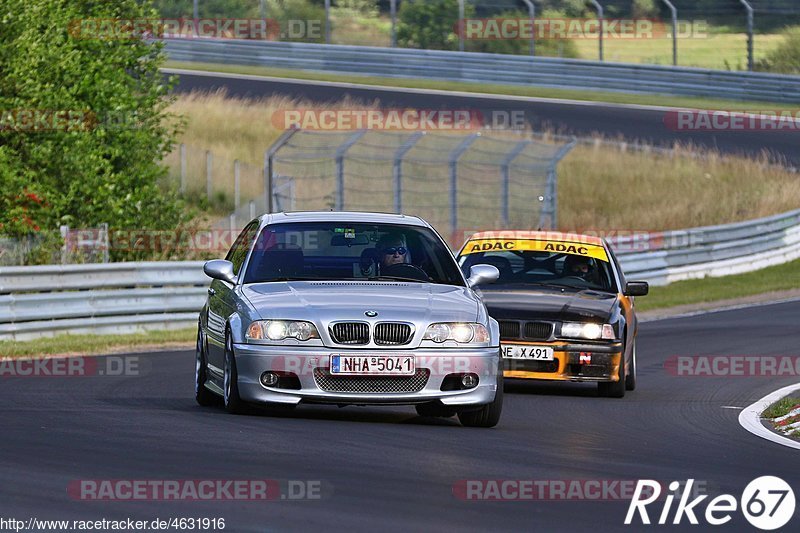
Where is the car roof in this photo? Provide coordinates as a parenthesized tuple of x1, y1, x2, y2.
(260, 211, 429, 227)
(465, 230, 606, 247)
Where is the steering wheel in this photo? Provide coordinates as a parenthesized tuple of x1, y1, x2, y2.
(381, 263, 430, 281)
(561, 275, 592, 286)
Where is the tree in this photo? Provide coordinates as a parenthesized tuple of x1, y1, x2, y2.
(397, 0, 470, 51)
(0, 0, 187, 261)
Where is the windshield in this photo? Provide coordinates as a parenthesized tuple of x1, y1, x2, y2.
(243, 222, 465, 286)
(458, 247, 617, 292)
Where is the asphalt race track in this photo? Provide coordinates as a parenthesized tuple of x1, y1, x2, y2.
(2, 301, 799, 532)
(168, 70, 800, 167)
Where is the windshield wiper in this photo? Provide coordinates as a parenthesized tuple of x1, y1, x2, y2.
(367, 276, 428, 283)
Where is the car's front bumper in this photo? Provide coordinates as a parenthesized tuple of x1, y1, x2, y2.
(232, 343, 500, 406)
(501, 341, 623, 382)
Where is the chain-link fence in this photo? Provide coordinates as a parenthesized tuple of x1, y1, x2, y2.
(161, 131, 574, 247)
(155, 1, 800, 71)
(265, 129, 575, 246)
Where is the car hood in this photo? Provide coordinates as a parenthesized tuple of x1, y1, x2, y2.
(476, 286, 618, 322)
(242, 281, 480, 324)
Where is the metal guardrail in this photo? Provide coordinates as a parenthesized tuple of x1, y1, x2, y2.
(1, 210, 799, 341)
(164, 38, 800, 103)
(0, 262, 207, 341)
(611, 208, 800, 286)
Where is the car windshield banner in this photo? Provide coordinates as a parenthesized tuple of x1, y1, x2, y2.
(461, 238, 609, 262)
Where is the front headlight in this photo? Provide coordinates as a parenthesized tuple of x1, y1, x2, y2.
(560, 322, 615, 340)
(423, 323, 489, 344)
(246, 320, 320, 342)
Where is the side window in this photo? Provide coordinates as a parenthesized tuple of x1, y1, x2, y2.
(226, 221, 259, 276)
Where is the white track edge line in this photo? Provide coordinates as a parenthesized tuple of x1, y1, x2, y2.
(739, 383, 800, 451)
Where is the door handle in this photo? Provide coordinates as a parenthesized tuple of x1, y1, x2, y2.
(208, 288, 216, 296)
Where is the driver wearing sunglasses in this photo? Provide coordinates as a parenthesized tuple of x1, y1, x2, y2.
(377, 234, 409, 270)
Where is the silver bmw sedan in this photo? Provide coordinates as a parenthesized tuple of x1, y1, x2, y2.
(196, 211, 503, 427)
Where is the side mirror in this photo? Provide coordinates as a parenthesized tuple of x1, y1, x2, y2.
(467, 264, 500, 288)
(624, 281, 649, 297)
(204, 260, 237, 284)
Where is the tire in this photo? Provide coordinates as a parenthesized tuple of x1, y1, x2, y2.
(625, 340, 637, 391)
(223, 331, 246, 414)
(195, 325, 216, 407)
(415, 402, 456, 418)
(457, 368, 503, 428)
(598, 350, 626, 398)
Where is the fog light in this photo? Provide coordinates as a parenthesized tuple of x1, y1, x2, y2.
(461, 373, 479, 389)
(260, 371, 279, 387)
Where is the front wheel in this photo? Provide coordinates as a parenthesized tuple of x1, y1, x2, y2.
(625, 340, 637, 391)
(223, 332, 246, 414)
(457, 369, 503, 428)
(195, 326, 216, 407)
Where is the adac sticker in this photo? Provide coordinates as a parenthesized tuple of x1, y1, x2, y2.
(461, 239, 609, 262)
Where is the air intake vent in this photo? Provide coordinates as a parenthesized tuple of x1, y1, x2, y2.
(524, 321, 553, 341)
(374, 323, 413, 346)
(329, 322, 370, 345)
(499, 321, 521, 339)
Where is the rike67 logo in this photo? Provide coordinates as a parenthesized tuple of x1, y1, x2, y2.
(625, 477, 795, 530)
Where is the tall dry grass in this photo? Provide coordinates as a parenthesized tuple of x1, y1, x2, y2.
(167, 92, 800, 231)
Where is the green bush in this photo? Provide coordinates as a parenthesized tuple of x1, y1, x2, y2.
(755, 25, 800, 74)
(397, 0, 469, 50)
(0, 0, 188, 263)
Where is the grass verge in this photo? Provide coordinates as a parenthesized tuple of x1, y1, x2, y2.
(0, 328, 195, 358)
(763, 396, 800, 419)
(167, 92, 800, 232)
(636, 258, 800, 312)
(163, 61, 800, 112)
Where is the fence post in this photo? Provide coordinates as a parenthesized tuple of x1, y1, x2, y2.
(390, 0, 397, 47)
(589, 1, 604, 61)
(522, 0, 535, 56)
(100, 223, 109, 263)
(740, 0, 754, 71)
(325, 0, 331, 44)
(264, 127, 300, 214)
(393, 131, 424, 214)
(206, 150, 213, 203)
(249, 200, 256, 221)
(458, 0, 465, 52)
(334, 130, 367, 211)
(449, 133, 480, 237)
(661, 0, 678, 66)
(500, 140, 531, 227)
(540, 139, 577, 229)
(234, 159, 241, 210)
(179, 143, 186, 194)
(60, 225, 69, 265)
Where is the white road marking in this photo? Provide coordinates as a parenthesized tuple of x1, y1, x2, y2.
(739, 383, 800, 450)
(641, 296, 800, 323)
(161, 67, 701, 114)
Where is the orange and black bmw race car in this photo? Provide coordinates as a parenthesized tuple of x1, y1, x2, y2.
(456, 231, 649, 398)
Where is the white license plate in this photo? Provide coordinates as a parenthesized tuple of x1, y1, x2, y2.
(501, 345, 554, 361)
(330, 355, 415, 375)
